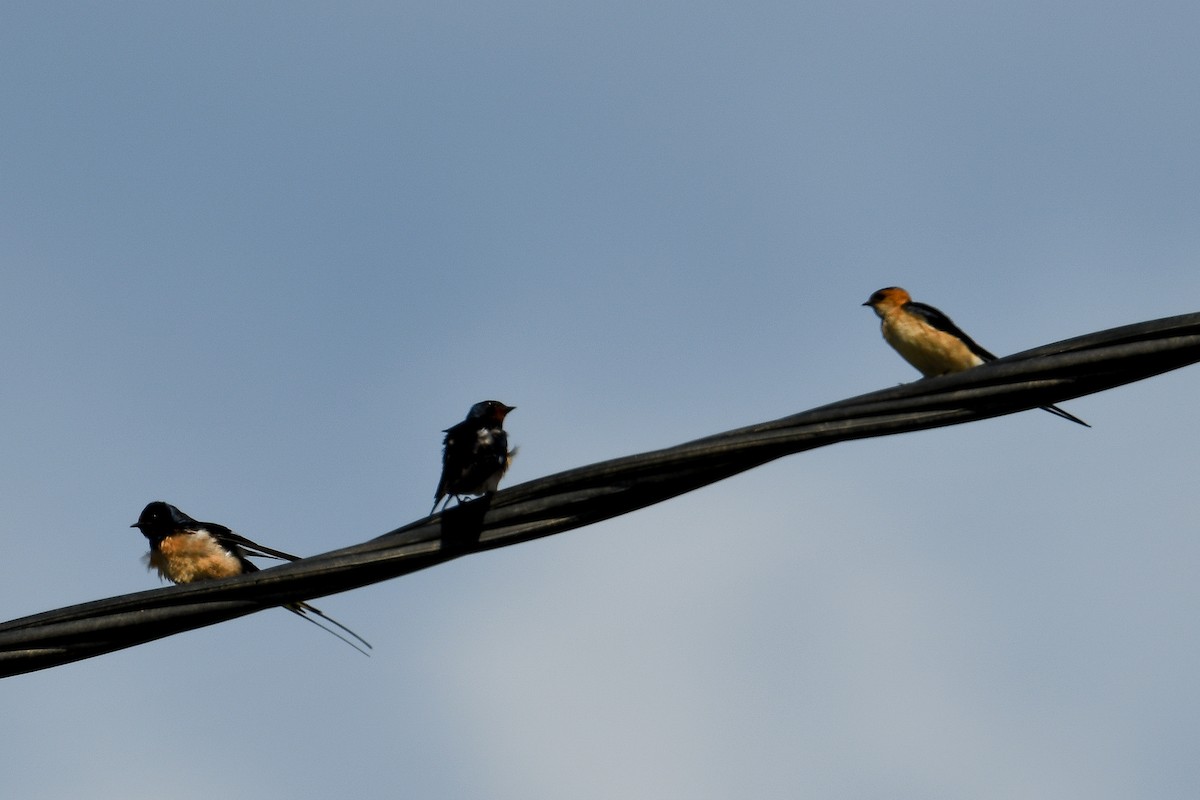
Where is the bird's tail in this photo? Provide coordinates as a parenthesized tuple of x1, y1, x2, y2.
(1039, 404, 1090, 427)
(286, 601, 373, 656)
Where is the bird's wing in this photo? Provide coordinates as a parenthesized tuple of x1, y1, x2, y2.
(905, 301, 998, 362)
(210, 526, 302, 563)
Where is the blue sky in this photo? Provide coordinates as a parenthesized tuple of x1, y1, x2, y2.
(3, 2, 1200, 798)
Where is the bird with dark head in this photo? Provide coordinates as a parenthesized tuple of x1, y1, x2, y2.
(131, 501, 371, 654)
(863, 286, 1089, 426)
(432, 400, 516, 514)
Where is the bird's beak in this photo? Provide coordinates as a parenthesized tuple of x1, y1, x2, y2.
(130, 522, 139, 528)
(861, 300, 872, 307)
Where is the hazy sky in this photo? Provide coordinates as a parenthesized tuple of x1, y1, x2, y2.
(3, 3, 1200, 798)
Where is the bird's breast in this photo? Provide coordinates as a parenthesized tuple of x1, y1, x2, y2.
(150, 531, 244, 584)
(882, 313, 984, 377)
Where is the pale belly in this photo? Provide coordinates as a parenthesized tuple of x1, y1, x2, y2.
(149, 533, 244, 584)
(882, 317, 984, 377)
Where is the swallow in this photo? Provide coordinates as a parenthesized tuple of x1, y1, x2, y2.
(432, 400, 516, 513)
(132, 501, 371, 654)
(863, 286, 1089, 426)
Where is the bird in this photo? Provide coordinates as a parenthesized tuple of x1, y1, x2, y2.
(131, 501, 371, 654)
(863, 286, 1089, 426)
(432, 400, 516, 513)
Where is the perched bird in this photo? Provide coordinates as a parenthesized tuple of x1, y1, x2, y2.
(433, 400, 516, 513)
(131, 501, 371, 654)
(863, 286, 1089, 426)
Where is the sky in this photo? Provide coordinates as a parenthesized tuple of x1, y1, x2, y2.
(2, 2, 1200, 798)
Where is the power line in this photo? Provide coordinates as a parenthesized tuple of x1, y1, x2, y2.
(2, 311, 1198, 678)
